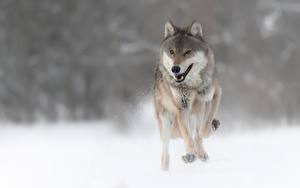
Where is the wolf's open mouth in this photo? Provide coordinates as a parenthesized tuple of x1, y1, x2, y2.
(174, 64, 194, 83)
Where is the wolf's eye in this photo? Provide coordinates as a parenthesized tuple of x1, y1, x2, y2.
(169, 49, 175, 55)
(184, 49, 192, 56)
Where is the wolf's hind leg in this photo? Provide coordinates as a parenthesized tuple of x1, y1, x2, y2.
(158, 111, 173, 170)
(194, 132, 209, 161)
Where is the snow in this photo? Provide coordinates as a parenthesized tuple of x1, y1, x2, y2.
(261, 9, 281, 38)
(0, 121, 299, 188)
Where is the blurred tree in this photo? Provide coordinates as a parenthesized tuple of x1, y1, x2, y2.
(0, 0, 299, 125)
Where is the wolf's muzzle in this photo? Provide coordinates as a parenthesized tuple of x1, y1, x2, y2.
(171, 66, 181, 74)
(174, 64, 193, 83)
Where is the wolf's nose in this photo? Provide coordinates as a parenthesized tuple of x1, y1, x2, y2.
(171, 66, 180, 74)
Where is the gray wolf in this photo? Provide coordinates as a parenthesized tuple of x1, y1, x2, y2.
(154, 21, 222, 170)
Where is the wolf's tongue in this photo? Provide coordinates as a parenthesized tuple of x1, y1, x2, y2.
(176, 75, 182, 80)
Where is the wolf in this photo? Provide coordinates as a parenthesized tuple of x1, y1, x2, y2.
(154, 21, 222, 170)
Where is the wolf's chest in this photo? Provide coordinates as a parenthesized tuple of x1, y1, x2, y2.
(170, 87, 195, 109)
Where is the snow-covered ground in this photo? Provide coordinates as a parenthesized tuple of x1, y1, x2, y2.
(0, 121, 299, 188)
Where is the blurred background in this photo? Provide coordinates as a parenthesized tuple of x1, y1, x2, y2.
(1, 1, 300, 187)
(0, 0, 299, 127)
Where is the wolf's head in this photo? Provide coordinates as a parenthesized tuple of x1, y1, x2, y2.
(160, 21, 210, 83)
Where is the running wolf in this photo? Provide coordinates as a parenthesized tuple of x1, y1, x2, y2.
(154, 21, 222, 170)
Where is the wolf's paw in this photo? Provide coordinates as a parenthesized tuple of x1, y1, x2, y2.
(212, 119, 220, 131)
(182, 153, 196, 163)
(197, 152, 209, 162)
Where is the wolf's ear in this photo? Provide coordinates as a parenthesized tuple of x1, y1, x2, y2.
(189, 21, 203, 37)
(164, 21, 176, 38)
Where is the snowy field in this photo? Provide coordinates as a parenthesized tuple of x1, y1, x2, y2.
(0, 101, 299, 188)
(0, 122, 299, 188)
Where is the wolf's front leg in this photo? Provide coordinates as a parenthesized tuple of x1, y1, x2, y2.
(158, 111, 173, 171)
(199, 87, 222, 138)
(176, 111, 196, 163)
